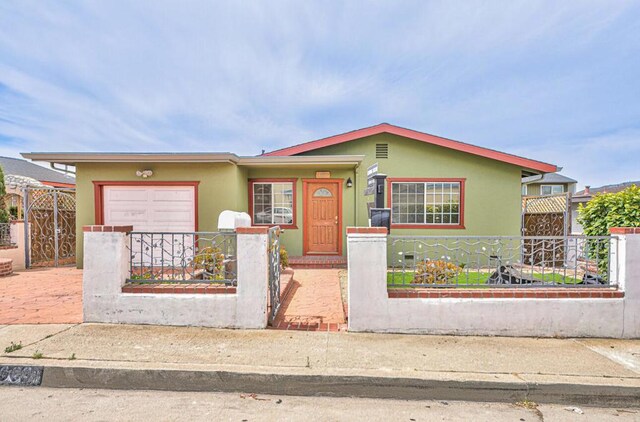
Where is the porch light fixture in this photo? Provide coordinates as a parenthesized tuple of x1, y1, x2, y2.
(346, 177, 353, 188)
(135, 169, 153, 178)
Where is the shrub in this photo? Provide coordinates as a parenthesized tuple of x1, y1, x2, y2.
(578, 185, 640, 236)
(578, 185, 640, 276)
(279, 246, 289, 269)
(413, 259, 462, 285)
(193, 246, 225, 280)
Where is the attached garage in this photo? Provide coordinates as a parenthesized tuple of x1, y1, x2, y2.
(97, 183, 197, 232)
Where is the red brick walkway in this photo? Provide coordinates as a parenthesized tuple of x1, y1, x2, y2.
(0, 267, 83, 324)
(272, 269, 347, 331)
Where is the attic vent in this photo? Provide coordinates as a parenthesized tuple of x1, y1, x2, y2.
(375, 143, 388, 159)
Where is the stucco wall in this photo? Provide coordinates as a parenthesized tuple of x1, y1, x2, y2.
(75, 162, 247, 268)
(300, 133, 523, 236)
(0, 222, 28, 270)
(348, 230, 640, 338)
(83, 228, 269, 328)
(246, 167, 356, 257)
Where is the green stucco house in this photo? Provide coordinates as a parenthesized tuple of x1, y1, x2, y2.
(23, 123, 558, 267)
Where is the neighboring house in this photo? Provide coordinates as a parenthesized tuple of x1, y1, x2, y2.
(0, 156, 75, 220)
(521, 173, 577, 196)
(570, 181, 640, 234)
(22, 123, 557, 266)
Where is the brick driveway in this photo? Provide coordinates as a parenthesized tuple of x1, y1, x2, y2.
(0, 267, 82, 324)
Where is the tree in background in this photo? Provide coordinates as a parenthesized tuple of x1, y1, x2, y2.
(0, 165, 10, 223)
(578, 185, 640, 236)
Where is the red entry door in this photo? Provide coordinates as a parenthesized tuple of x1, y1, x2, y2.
(305, 181, 341, 254)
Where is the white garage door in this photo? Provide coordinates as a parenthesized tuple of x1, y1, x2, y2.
(103, 185, 196, 232)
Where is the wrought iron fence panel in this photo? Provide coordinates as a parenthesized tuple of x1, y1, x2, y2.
(128, 232, 237, 284)
(268, 227, 282, 323)
(0, 223, 13, 247)
(388, 235, 616, 288)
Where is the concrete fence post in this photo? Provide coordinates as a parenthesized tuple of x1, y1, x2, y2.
(82, 225, 131, 322)
(610, 228, 640, 338)
(235, 227, 270, 329)
(347, 227, 389, 332)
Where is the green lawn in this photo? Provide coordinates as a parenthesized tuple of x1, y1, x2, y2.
(387, 271, 581, 287)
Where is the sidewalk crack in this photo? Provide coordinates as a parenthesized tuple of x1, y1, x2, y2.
(1, 323, 80, 357)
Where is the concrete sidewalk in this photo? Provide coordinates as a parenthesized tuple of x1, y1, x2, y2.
(1, 323, 639, 406)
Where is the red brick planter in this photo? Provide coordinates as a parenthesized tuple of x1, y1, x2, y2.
(387, 288, 624, 299)
(122, 283, 236, 294)
(0, 258, 13, 277)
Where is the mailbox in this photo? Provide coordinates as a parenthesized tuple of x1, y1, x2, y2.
(218, 210, 251, 231)
(370, 208, 391, 233)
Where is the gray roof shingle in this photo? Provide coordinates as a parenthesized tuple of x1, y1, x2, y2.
(522, 173, 577, 184)
(0, 156, 75, 185)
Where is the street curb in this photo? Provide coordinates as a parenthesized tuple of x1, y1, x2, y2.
(39, 365, 640, 407)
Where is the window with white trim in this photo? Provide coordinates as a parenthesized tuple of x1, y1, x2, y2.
(252, 182, 294, 225)
(391, 181, 461, 225)
(540, 185, 564, 195)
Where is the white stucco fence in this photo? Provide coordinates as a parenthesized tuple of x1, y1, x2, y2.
(347, 228, 640, 338)
(83, 226, 269, 329)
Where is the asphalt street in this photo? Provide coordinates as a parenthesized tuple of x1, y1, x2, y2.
(0, 387, 638, 422)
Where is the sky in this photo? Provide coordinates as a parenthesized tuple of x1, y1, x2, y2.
(1, 1, 639, 188)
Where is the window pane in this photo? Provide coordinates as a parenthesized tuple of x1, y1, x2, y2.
(253, 182, 293, 225)
(424, 182, 461, 225)
(313, 188, 332, 197)
(391, 183, 424, 224)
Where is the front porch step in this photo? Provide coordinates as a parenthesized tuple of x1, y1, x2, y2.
(288, 256, 347, 269)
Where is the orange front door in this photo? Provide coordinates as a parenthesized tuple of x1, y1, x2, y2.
(304, 180, 341, 254)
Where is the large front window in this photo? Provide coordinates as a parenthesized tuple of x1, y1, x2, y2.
(251, 180, 295, 227)
(390, 180, 464, 227)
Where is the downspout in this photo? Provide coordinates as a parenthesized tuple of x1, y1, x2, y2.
(354, 162, 360, 226)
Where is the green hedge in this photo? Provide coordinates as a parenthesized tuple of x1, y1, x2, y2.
(578, 185, 640, 236)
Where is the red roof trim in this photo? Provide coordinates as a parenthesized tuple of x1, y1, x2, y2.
(264, 123, 557, 173)
(41, 181, 75, 188)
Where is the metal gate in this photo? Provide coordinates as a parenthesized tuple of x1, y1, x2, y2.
(521, 193, 570, 237)
(23, 187, 76, 268)
(268, 227, 282, 324)
(521, 193, 570, 266)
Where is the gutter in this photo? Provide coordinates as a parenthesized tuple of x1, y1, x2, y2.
(20, 153, 365, 167)
(237, 155, 365, 166)
(21, 152, 240, 164)
(521, 174, 543, 184)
